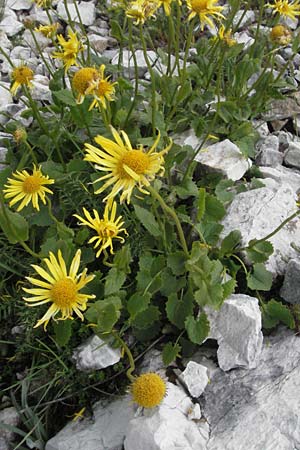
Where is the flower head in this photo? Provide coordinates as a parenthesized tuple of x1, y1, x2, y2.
(270, 24, 292, 44)
(89, 65, 117, 110)
(73, 202, 127, 257)
(267, 0, 300, 19)
(72, 67, 100, 104)
(159, 0, 180, 15)
(10, 65, 34, 95)
(52, 30, 84, 72)
(33, 0, 52, 7)
(131, 373, 166, 408)
(34, 23, 59, 38)
(217, 24, 236, 46)
(84, 127, 172, 204)
(23, 250, 95, 330)
(126, 0, 160, 24)
(3, 165, 54, 212)
(13, 128, 27, 145)
(186, 0, 225, 29)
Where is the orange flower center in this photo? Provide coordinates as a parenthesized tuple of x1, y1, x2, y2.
(23, 175, 42, 193)
(190, 0, 208, 12)
(120, 150, 150, 178)
(13, 66, 34, 84)
(72, 68, 99, 94)
(51, 278, 77, 307)
(96, 80, 113, 97)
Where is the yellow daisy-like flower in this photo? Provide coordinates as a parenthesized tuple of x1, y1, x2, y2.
(72, 67, 100, 104)
(84, 127, 172, 204)
(131, 373, 166, 408)
(33, 0, 52, 7)
(52, 30, 84, 72)
(267, 0, 300, 19)
(10, 65, 34, 96)
(270, 24, 292, 44)
(74, 202, 127, 257)
(89, 65, 117, 110)
(3, 165, 54, 212)
(126, 0, 160, 24)
(23, 249, 95, 330)
(34, 23, 59, 38)
(217, 24, 236, 46)
(186, 0, 225, 30)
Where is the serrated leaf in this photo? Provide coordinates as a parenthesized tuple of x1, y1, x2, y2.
(194, 282, 224, 309)
(247, 263, 273, 291)
(220, 230, 242, 256)
(215, 179, 235, 203)
(52, 89, 77, 106)
(132, 306, 160, 329)
(160, 270, 186, 296)
(264, 299, 295, 329)
(204, 194, 226, 221)
(134, 204, 160, 237)
(105, 268, 127, 296)
(53, 319, 72, 347)
(86, 297, 122, 333)
(167, 251, 187, 276)
(185, 313, 210, 344)
(197, 188, 206, 221)
(127, 291, 151, 319)
(162, 342, 181, 365)
(166, 289, 194, 329)
(222, 278, 236, 300)
(113, 245, 132, 274)
(246, 240, 274, 263)
(0, 206, 29, 244)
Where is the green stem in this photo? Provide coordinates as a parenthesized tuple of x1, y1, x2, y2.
(173, 2, 182, 76)
(19, 241, 41, 259)
(112, 331, 135, 382)
(29, 28, 54, 76)
(24, 141, 38, 165)
(124, 21, 139, 127)
(181, 18, 195, 83)
(148, 185, 189, 257)
(47, 198, 60, 225)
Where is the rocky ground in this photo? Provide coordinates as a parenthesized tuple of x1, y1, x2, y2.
(1, 1, 300, 449)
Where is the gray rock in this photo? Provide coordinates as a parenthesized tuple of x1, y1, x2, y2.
(0, 407, 20, 449)
(111, 49, 157, 78)
(206, 294, 263, 371)
(31, 74, 52, 102)
(124, 383, 209, 450)
(234, 31, 254, 49)
(72, 335, 121, 371)
(139, 349, 165, 376)
(180, 361, 209, 398)
(22, 29, 51, 52)
(284, 141, 300, 169)
(221, 182, 300, 276)
(280, 259, 300, 304)
(88, 34, 109, 53)
(45, 396, 135, 450)
(173, 128, 199, 149)
(57, 2, 96, 26)
(0, 10, 24, 36)
(0, 84, 12, 108)
(232, 10, 255, 28)
(195, 139, 252, 181)
(256, 135, 283, 167)
(262, 96, 300, 121)
(252, 119, 269, 139)
(259, 165, 300, 194)
(10, 46, 32, 60)
(0, 147, 8, 170)
(29, 4, 57, 24)
(6, 0, 32, 10)
(203, 328, 300, 450)
(0, 31, 12, 52)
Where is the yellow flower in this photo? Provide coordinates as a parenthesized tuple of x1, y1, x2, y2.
(73, 202, 127, 257)
(126, 0, 160, 24)
(270, 24, 292, 44)
(84, 126, 172, 204)
(89, 65, 117, 110)
(3, 165, 54, 212)
(186, 0, 225, 30)
(52, 30, 84, 72)
(217, 24, 236, 46)
(267, 0, 300, 19)
(34, 23, 59, 38)
(72, 67, 100, 104)
(10, 65, 34, 95)
(33, 0, 52, 7)
(23, 250, 95, 330)
(131, 373, 166, 408)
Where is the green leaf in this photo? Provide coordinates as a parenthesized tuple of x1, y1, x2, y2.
(160, 270, 186, 296)
(105, 268, 127, 296)
(57, 222, 74, 240)
(204, 194, 226, 222)
(132, 306, 160, 329)
(197, 188, 206, 221)
(215, 179, 235, 203)
(263, 299, 295, 329)
(28, 205, 52, 227)
(0, 206, 29, 244)
(53, 319, 72, 347)
(175, 179, 198, 199)
(110, 19, 124, 41)
(167, 251, 187, 276)
(52, 89, 77, 106)
(113, 245, 132, 274)
(85, 297, 122, 333)
(220, 230, 242, 256)
(67, 159, 89, 173)
(166, 289, 194, 329)
(195, 222, 223, 246)
(133, 204, 160, 237)
(162, 342, 181, 365)
(247, 263, 273, 291)
(41, 161, 64, 180)
(127, 291, 151, 319)
(185, 313, 210, 345)
(222, 278, 236, 300)
(246, 240, 274, 263)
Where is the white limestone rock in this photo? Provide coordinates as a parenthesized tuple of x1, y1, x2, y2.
(31, 75, 52, 102)
(0, 84, 12, 108)
(280, 258, 300, 304)
(284, 141, 300, 169)
(10, 46, 32, 60)
(221, 181, 300, 276)
(234, 31, 254, 49)
(6, 0, 32, 10)
(256, 135, 283, 167)
(195, 139, 252, 181)
(22, 29, 51, 52)
(0, 147, 8, 170)
(233, 10, 255, 28)
(72, 335, 121, 371)
(124, 383, 209, 450)
(112, 49, 157, 78)
(57, 2, 96, 26)
(180, 361, 209, 398)
(88, 34, 109, 53)
(203, 328, 300, 450)
(173, 128, 199, 149)
(45, 396, 135, 450)
(0, 9, 24, 37)
(0, 31, 12, 52)
(205, 294, 263, 371)
(259, 165, 300, 194)
(0, 407, 20, 449)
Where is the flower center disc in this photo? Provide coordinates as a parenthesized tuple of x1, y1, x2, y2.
(121, 150, 150, 178)
(97, 80, 111, 96)
(97, 222, 118, 238)
(23, 175, 42, 194)
(73, 68, 98, 94)
(13, 67, 33, 83)
(191, 0, 208, 12)
(51, 278, 77, 307)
